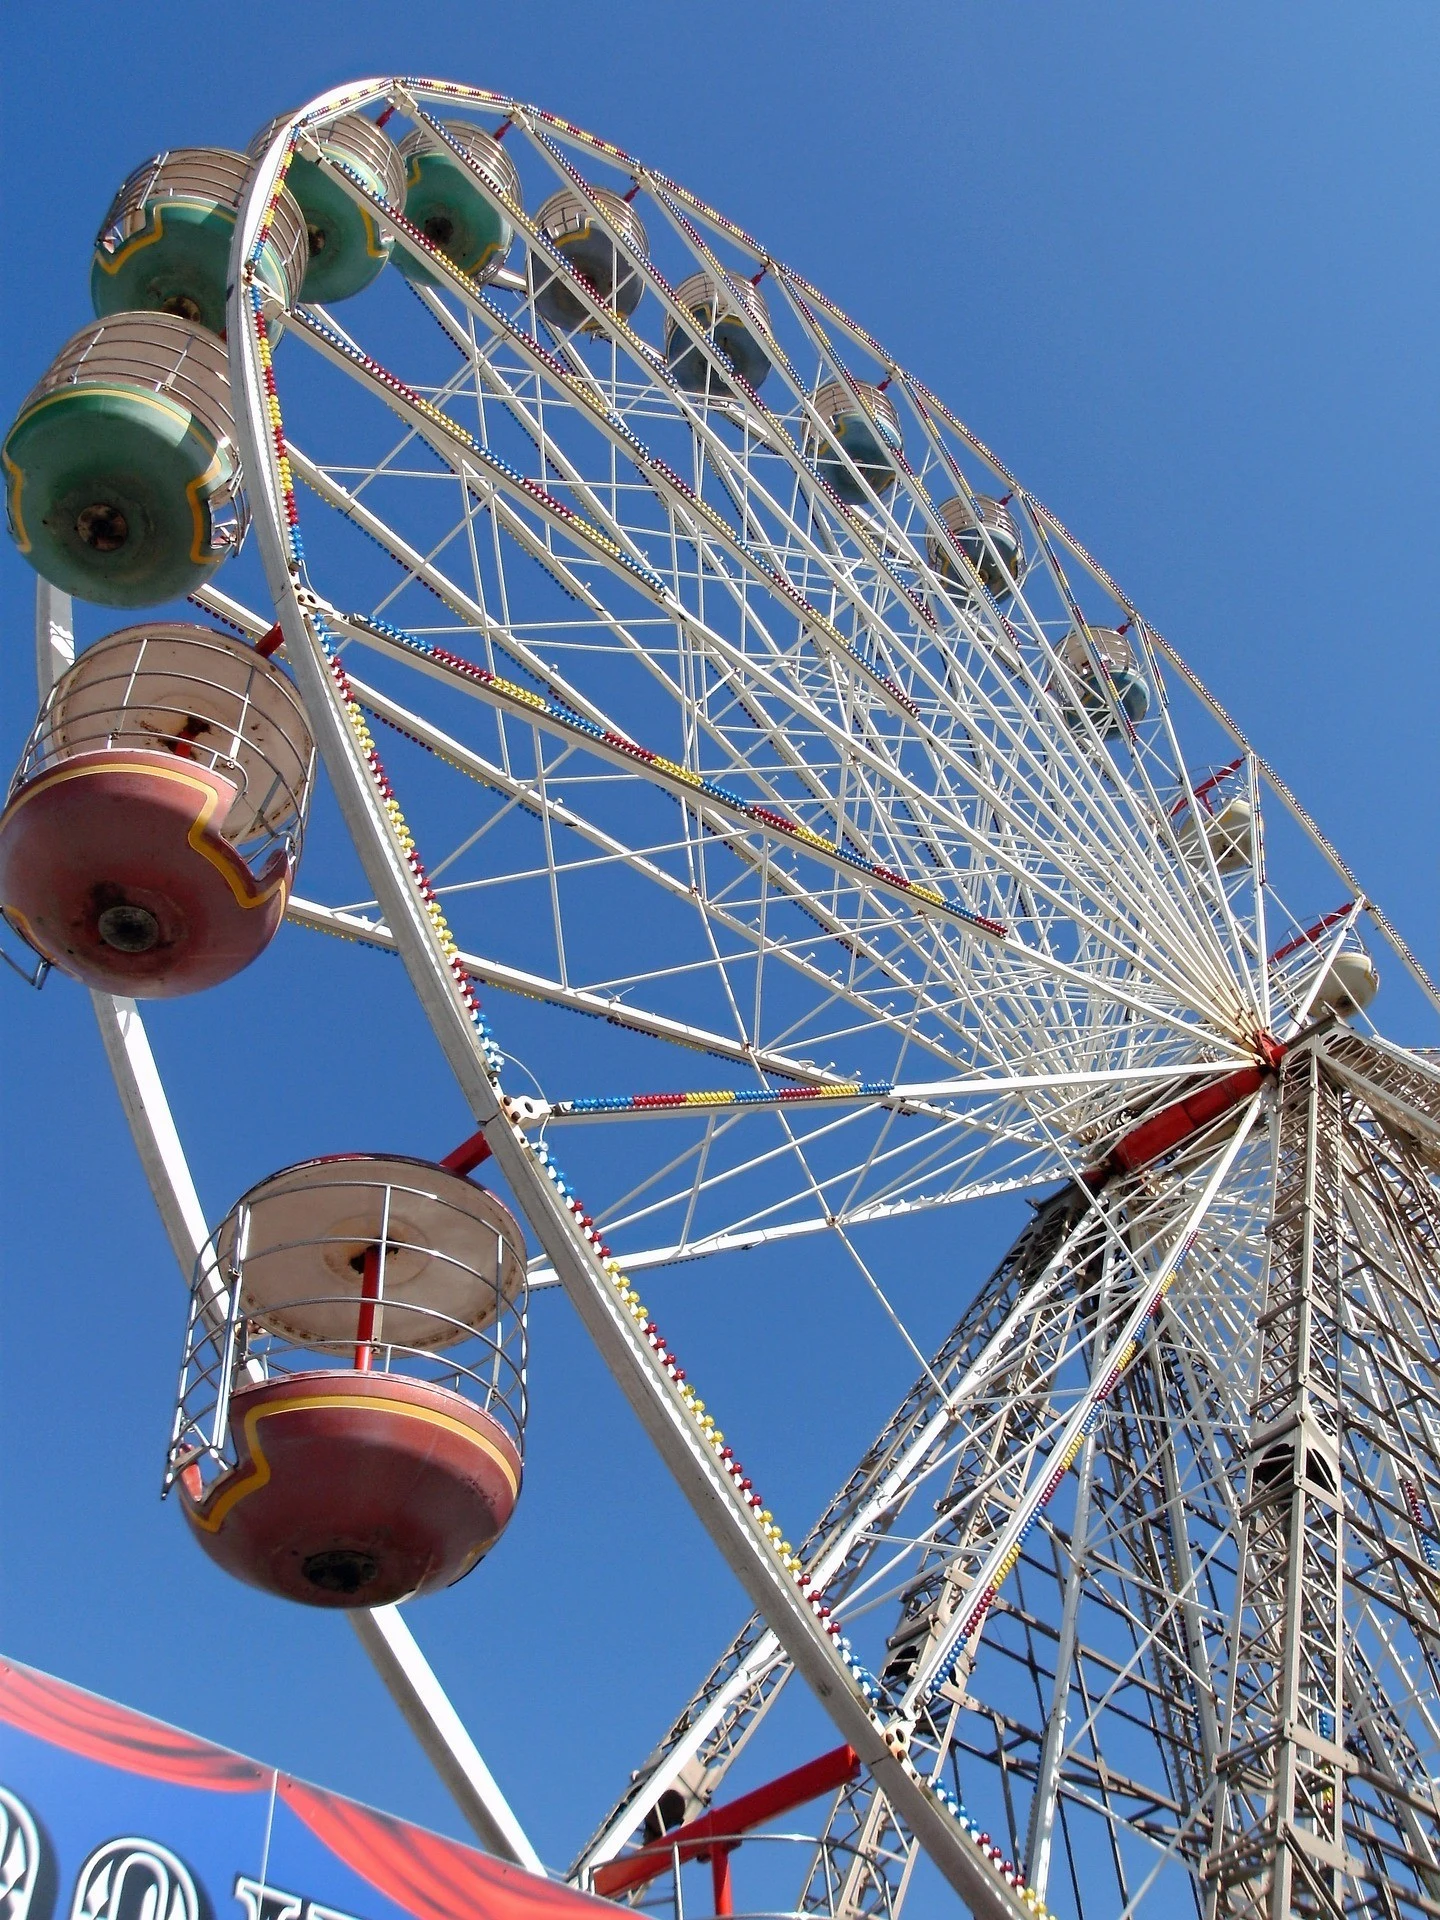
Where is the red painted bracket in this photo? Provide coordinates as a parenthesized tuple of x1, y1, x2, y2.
(440, 1129, 493, 1176)
(593, 1743, 861, 1901)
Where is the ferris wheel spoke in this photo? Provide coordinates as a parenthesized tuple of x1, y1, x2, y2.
(337, 654, 1007, 938)
(325, 670, 1017, 1071)
(299, 430, 1259, 1044)
(411, 255, 946, 697)
(896, 377, 1438, 1013)
(289, 206, 1259, 1036)
(285, 893, 872, 1084)
(523, 1063, 1240, 1245)
(284, 302, 697, 634)
(336, 628, 1255, 1055)
(329, 631, 1247, 1082)
(536, 1062, 1239, 1129)
(286, 446, 625, 729)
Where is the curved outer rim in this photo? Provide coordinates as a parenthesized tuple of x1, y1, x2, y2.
(236, 78, 1043, 1920)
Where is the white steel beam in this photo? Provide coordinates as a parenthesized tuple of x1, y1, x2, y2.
(349, 1607, 546, 1872)
(284, 894, 841, 1086)
(238, 98, 1035, 1920)
(31, 572, 546, 1875)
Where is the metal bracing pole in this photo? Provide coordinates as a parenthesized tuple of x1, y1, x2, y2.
(1345, 1664, 1440, 1904)
(1320, 1026, 1440, 1163)
(35, 579, 74, 691)
(799, 1247, 1100, 1917)
(1023, 1247, 1112, 1895)
(1153, 1337, 1222, 1783)
(1206, 1042, 1349, 1918)
(349, 1608, 545, 1871)
(31, 577, 547, 1876)
(234, 106, 1031, 1920)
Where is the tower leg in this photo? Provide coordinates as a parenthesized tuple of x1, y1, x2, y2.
(1207, 1042, 1348, 1917)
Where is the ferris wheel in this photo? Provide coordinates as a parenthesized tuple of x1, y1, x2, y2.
(6, 72, 1440, 1920)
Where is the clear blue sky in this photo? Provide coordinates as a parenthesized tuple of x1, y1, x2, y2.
(2, 0, 1437, 1894)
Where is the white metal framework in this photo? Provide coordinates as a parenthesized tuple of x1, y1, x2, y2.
(35, 76, 1440, 1920)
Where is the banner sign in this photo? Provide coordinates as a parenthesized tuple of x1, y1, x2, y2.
(0, 1657, 610, 1920)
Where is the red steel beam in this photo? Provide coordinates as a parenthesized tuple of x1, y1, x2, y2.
(1107, 1065, 1266, 1175)
(1086, 1037, 1284, 1188)
(592, 1744, 860, 1899)
(440, 1128, 493, 1176)
(1168, 756, 1244, 819)
(1270, 903, 1354, 966)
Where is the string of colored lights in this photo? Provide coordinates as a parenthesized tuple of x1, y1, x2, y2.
(334, 607, 1007, 938)
(551, 1082, 889, 1117)
(243, 102, 879, 1716)
(238, 92, 1085, 1914)
(1403, 1480, 1440, 1574)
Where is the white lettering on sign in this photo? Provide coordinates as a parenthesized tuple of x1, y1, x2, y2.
(233, 1880, 363, 1920)
(233, 1884, 301, 1920)
(0, 1788, 41, 1920)
(71, 1840, 199, 1920)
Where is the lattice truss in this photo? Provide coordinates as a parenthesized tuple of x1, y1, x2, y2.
(571, 1036, 1440, 1919)
(202, 82, 1440, 1920)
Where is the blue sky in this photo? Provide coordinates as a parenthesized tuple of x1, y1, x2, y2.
(2, 0, 1438, 1901)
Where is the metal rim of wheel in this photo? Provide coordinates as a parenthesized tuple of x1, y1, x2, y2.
(29, 75, 1440, 1920)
